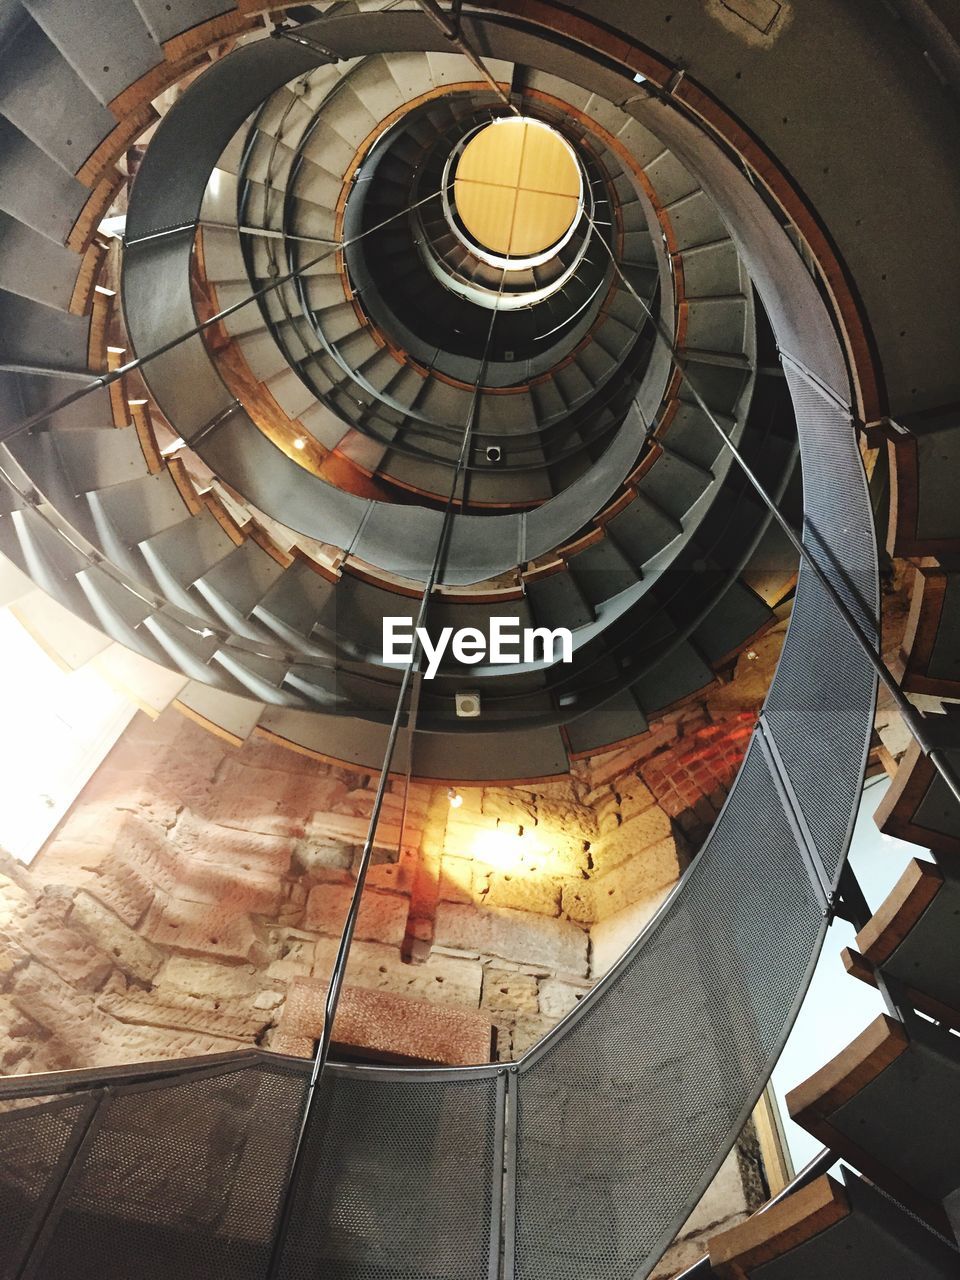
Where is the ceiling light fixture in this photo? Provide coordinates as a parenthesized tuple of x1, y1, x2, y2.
(447, 787, 463, 809)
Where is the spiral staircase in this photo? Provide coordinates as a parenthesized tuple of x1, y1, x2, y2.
(0, 2, 958, 1278)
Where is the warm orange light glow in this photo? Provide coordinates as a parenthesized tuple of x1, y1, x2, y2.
(467, 824, 546, 873)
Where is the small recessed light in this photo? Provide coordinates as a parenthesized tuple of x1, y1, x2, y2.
(746, 650, 758, 661)
(447, 787, 463, 809)
(293, 437, 306, 450)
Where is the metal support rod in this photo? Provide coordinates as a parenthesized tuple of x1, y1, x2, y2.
(582, 209, 960, 811)
(262, 269, 507, 1278)
(15, 1092, 105, 1280)
(412, 0, 519, 113)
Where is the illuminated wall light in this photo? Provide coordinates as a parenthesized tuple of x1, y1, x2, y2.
(106, 345, 126, 354)
(293, 437, 307, 450)
(127, 398, 148, 406)
(746, 650, 758, 661)
(447, 787, 463, 809)
(94, 285, 116, 297)
(468, 825, 543, 873)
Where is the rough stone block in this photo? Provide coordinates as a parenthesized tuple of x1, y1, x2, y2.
(590, 806, 673, 876)
(482, 969, 540, 1015)
(97, 989, 263, 1042)
(141, 896, 258, 962)
(40, 809, 173, 888)
(438, 855, 477, 903)
(434, 903, 588, 976)
(277, 976, 492, 1066)
(70, 891, 163, 984)
(536, 795, 599, 840)
(508, 1012, 553, 1059)
(293, 840, 356, 879)
(158, 955, 263, 999)
(304, 812, 404, 854)
(313, 937, 482, 1009)
(304, 883, 408, 946)
(90, 853, 158, 929)
(481, 789, 536, 823)
(538, 976, 591, 1020)
(200, 786, 308, 839)
(617, 779, 657, 820)
(483, 872, 562, 917)
(7, 902, 112, 992)
(169, 859, 282, 918)
(365, 860, 414, 895)
(263, 929, 316, 982)
(174, 814, 296, 875)
(563, 835, 680, 923)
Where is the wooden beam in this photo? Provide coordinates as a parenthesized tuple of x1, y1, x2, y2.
(786, 1014, 907, 1128)
(856, 858, 944, 965)
(708, 1175, 849, 1279)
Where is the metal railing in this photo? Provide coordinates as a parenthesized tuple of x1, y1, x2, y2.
(0, 10, 955, 1280)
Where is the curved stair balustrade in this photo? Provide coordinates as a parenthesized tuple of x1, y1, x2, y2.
(0, 8, 895, 1280)
(6, 2, 960, 1276)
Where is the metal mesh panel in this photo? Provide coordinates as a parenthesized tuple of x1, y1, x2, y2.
(762, 370, 879, 883)
(33, 1063, 306, 1280)
(279, 1068, 501, 1280)
(0, 1095, 91, 1280)
(513, 740, 825, 1280)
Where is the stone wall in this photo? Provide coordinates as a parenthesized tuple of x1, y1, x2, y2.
(0, 633, 789, 1272)
(0, 706, 685, 1070)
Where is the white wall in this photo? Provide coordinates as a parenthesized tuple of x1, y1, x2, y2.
(0, 609, 134, 864)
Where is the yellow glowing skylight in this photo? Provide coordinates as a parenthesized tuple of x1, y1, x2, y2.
(453, 118, 582, 257)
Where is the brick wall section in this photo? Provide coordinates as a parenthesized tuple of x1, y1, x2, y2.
(641, 712, 756, 845)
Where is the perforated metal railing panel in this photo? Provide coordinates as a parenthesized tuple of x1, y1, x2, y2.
(279, 1068, 502, 1280)
(762, 369, 879, 886)
(0, 1095, 94, 1280)
(510, 739, 826, 1280)
(21, 1063, 307, 1280)
(0, 1061, 502, 1280)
